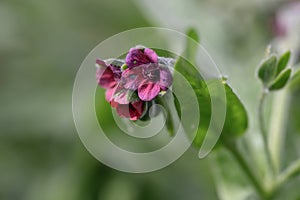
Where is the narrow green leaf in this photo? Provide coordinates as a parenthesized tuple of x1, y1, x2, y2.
(173, 93, 181, 118)
(276, 50, 291, 76)
(185, 28, 200, 64)
(258, 55, 277, 86)
(269, 68, 291, 91)
(186, 27, 200, 43)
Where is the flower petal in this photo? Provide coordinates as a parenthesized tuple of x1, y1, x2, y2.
(159, 67, 173, 90)
(125, 47, 158, 68)
(110, 99, 118, 108)
(144, 48, 158, 63)
(116, 104, 131, 119)
(138, 82, 161, 101)
(105, 87, 116, 102)
(112, 85, 133, 104)
(96, 59, 107, 68)
(122, 67, 144, 90)
(96, 58, 122, 89)
(142, 63, 160, 82)
(131, 100, 144, 116)
(96, 67, 116, 89)
(116, 101, 144, 120)
(108, 65, 122, 79)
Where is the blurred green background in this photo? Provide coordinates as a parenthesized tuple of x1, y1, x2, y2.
(1, 0, 298, 199)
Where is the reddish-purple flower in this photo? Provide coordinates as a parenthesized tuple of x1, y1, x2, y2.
(96, 59, 145, 120)
(96, 46, 173, 120)
(122, 63, 172, 101)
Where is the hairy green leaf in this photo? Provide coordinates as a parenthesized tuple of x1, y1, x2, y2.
(269, 68, 291, 91)
(221, 83, 248, 140)
(258, 55, 277, 87)
(276, 50, 291, 76)
(173, 56, 211, 146)
(173, 29, 248, 147)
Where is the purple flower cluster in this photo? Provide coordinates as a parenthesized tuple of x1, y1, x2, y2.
(96, 47, 173, 120)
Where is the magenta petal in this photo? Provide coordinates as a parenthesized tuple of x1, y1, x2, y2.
(144, 48, 158, 63)
(125, 48, 143, 67)
(125, 47, 158, 68)
(96, 59, 122, 89)
(96, 67, 116, 89)
(138, 82, 160, 101)
(105, 87, 116, 102)
(159, 67, 173, 90)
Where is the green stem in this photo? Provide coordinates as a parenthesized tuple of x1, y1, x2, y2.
(276, 158, 300, 189)
(225, 141, 268, 199)
(268, 89, 291, 174)
(258, 90, 276, 177)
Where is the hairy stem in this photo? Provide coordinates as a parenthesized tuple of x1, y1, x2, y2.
(268, 89, 291, 174)
(225, 141, 268, 199)
(258, 90, 276, 177)
(276, 158, 300, 189)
